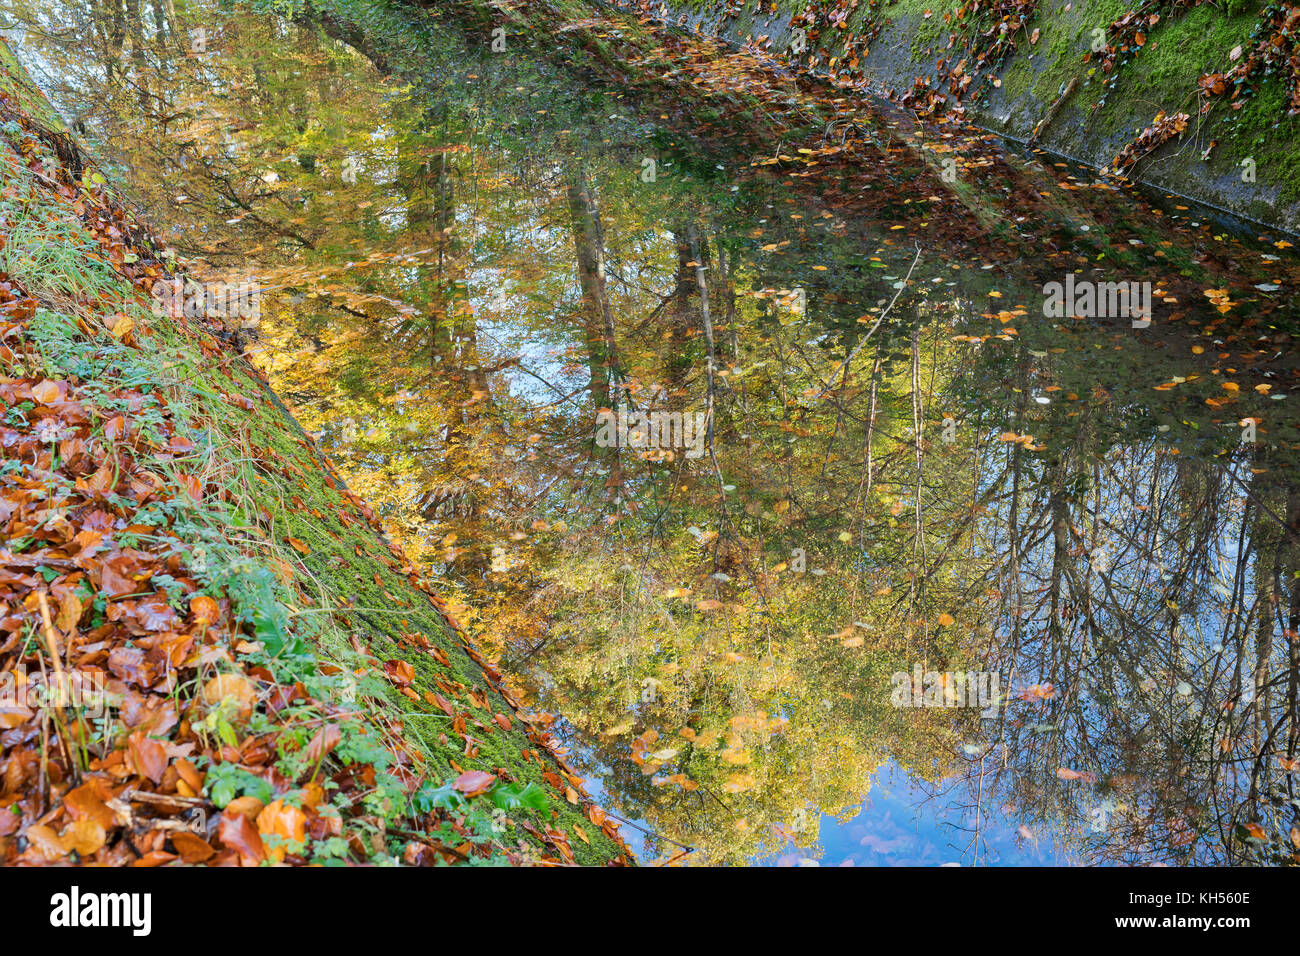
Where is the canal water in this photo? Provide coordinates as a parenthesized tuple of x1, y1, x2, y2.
(14, 0, 1300, 864)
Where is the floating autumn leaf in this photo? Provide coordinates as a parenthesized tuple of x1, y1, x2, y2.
(723, 773, 755, 794)
(1020, 683, 1056, 701)
(1056, 767, 1093, 782)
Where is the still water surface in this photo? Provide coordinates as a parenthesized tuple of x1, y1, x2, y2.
(15, 0, 1300, 864)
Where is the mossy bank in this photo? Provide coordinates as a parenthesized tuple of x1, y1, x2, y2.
(601, 0, 1300, 234)
(0, 37, 630, 866)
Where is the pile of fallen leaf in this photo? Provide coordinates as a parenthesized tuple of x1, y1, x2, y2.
(933, 0, 1041, 103)
(0, 197, 331, 864)
(1111, 109, 1190, 172)
(1090, 0, 1207, 84)
(0, 55, 632, 865)
(1198, 2, 1300, 116)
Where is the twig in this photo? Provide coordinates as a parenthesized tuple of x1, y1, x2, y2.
(816, 244, 922, 399)
(35, 591, 80, 783)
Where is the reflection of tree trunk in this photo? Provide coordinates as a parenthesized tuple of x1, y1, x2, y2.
(566, 163, 619, 410)
(1046, 447, 1072, 639)
(397, 110, 492, 582)
(910, 327, 925, 575)
(686, 224, 716, 450)
(714, 234, 746, 414)
(103, 0, 126, 85)
(399, 106, 457, 367)
(666, 226, 695, 388)
(126, 0, 148, 110)
(1247, 449, 1279, 807)
(1285, 486, 1300, 760)
(151, 0, 169, 49)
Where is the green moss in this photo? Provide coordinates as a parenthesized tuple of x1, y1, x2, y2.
(0, 40, 67, 132)
(1213, 66, 1300, 206)
(1091, 1, 1262, 138)
(232, 372, 627, 863)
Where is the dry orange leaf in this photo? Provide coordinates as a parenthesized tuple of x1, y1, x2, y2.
(171, 830, 217, 863)
(202, 672, 257, 719)
(60, 818, 106, 856)
(257, 799, 307, 864)
(128, 731, 167, 784)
